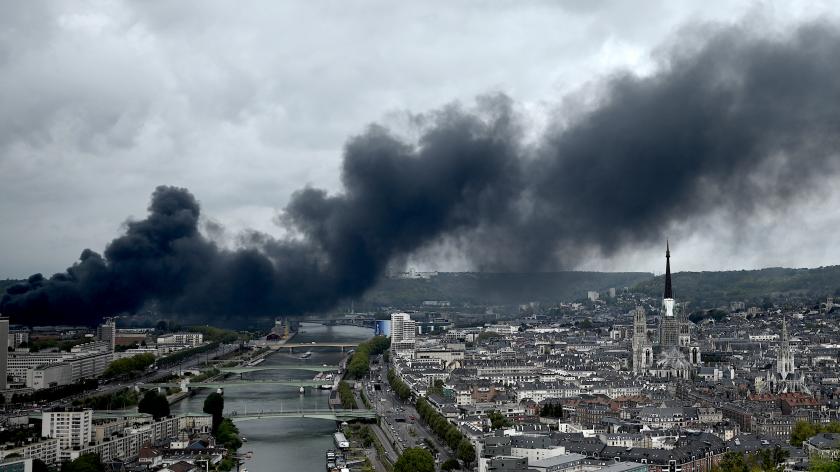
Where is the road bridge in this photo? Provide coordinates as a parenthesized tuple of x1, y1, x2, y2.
(227, 409, 376, 422)
(218, 364, 338, 374)
(141, 380, 332, 390)
(268, 342, 359, 352)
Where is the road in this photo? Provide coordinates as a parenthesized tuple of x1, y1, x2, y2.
(47, 343, 239, 409)
(363, 359, 454, 469)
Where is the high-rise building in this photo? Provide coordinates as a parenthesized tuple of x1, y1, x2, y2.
(390, 313, 416, 343)
(0, 318, 8, 390)
(42, 409, 93, 460)
(96, 318, 116, 352)
(390, 313, 416, 357)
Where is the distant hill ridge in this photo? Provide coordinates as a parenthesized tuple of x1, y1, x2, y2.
(362, 271, 653, 307)
(633, 265, 840, 308)
(4, 264, 840, 311)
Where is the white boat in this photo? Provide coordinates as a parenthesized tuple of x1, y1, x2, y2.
(299, 351, 312, 359)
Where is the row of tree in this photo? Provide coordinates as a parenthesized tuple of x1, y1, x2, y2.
(101, 353, 155, 379)
(386, 368, 411, 401)
(415, 397, 475, 467)
(338, 381, 357, 409)
(72, 388, 139, 410)
(346, 336, 391, 379)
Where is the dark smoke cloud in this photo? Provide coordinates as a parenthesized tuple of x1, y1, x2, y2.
(1, 99, 521, 325)
(4, 21, 840, 325)
(464, 21, 840, 269)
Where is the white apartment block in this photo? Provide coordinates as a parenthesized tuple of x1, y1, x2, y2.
(156, 332, 204, 347)
(68, 416, 182, 463)
(11, 348, 112, 388)
(42, 409, 93, 460)
(0, 438, 60, 465)
(25, 363, 72, 390)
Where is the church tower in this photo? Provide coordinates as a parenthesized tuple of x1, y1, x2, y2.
(632, 307, 651, 374)
(777, 316, 794, 378)
(659, 242, 680, 348)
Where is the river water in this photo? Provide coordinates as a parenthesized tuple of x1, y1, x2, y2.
(169, 323, 374, 472)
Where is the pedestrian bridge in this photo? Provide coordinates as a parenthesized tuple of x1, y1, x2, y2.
(227, 408, 377, 422)
(218, 364, 338, 374)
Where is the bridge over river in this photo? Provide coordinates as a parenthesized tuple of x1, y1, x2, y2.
(81, 409, 376, 422)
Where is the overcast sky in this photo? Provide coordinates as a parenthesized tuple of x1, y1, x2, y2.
(1, 0, 839, 279)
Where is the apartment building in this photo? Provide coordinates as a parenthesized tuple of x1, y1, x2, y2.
(42, 409, 93, 460)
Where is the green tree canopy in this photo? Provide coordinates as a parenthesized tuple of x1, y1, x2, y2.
(442, 458, 461, 471)
(102, 354, 155, 379)
(394, 448, 435, 472)
(60, 453, 104, 472)
(203, 392, 224, 433)
(138, 390, 170, 420)
(488, 410, 512, 430)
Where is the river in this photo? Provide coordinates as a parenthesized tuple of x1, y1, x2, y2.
(169, 323, 374, 472)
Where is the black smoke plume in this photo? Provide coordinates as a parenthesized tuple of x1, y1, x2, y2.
(4, 21, 840, 325)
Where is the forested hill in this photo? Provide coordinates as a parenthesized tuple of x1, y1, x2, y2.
(6, 265, 840, 313)
(633, 266, 840, 308)
(360, 271, 653, 307)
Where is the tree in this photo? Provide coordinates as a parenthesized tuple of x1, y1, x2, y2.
(138, 390, 170, 420)
(716, 451, 748, 472)
(457, 439, 476, 467)
(441, 458, 461, 471)
(810, 458, 840, 472)
(791, 421, 840, 447)
(215, 418, 242, 451)
(203, 392, 224, 433)
(487, 410, 512, 430)
(394, 448, 435, 472)
(33, 459, 50, 472)
(60, 453, 104, 472)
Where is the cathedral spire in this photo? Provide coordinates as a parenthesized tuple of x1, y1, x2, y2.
(664, 240, 673, 299)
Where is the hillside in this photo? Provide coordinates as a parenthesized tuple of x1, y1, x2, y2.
(359, 271, 654, 307)
(633, 266, 840, 308)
